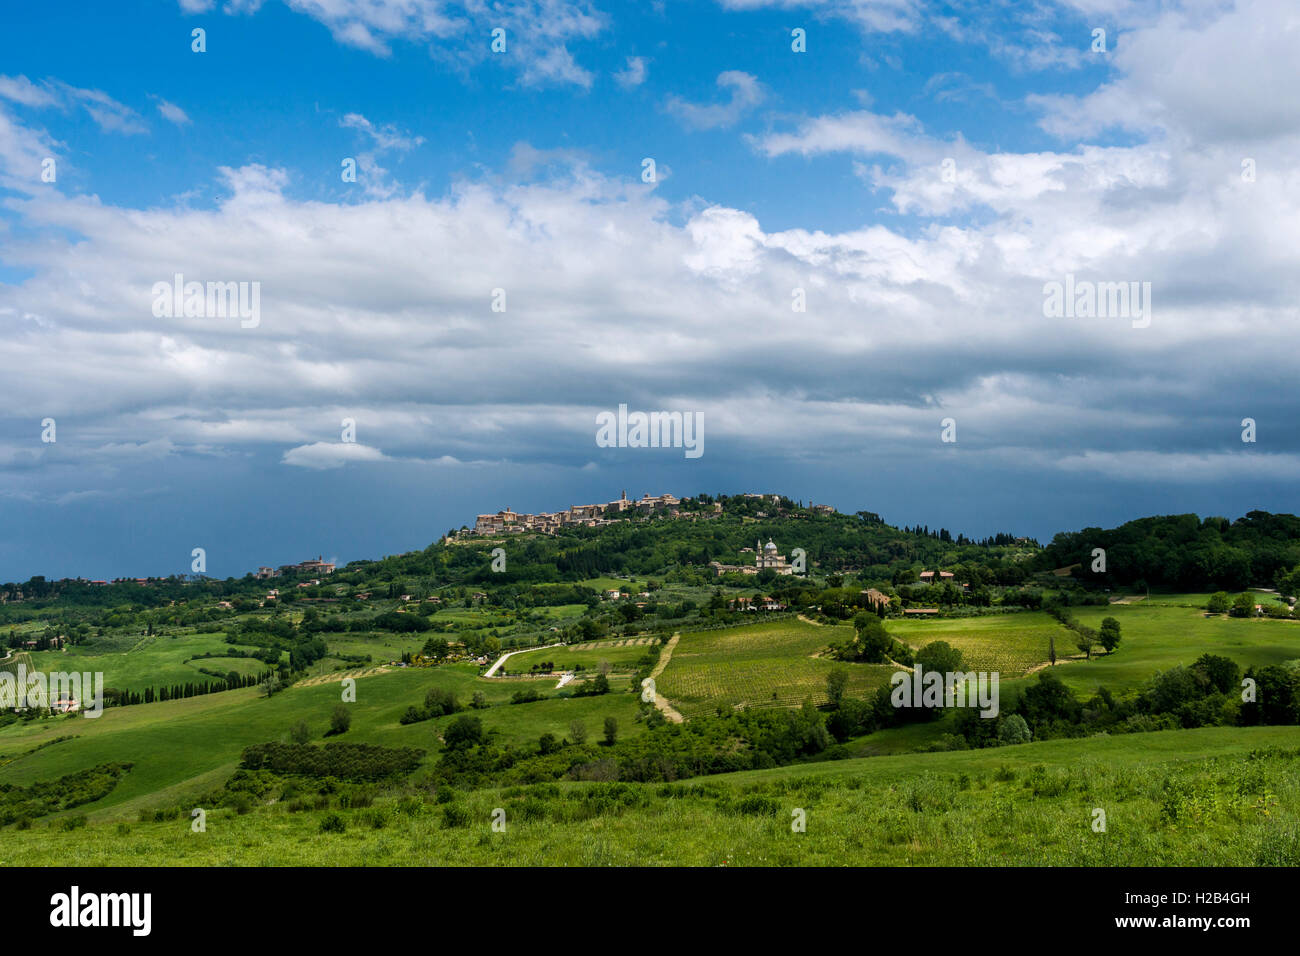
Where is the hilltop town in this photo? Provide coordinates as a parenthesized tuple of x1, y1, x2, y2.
(462, 491, 836, 538)
(466, 490, 694, 536)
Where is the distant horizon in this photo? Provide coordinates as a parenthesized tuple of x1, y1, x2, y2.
(7, 485, 1295, 585)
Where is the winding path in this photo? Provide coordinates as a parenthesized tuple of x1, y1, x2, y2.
(483, 642, 564, 678)
(646, 633, 684, 723)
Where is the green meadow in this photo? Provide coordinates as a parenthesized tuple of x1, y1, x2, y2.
(22, 632, 279, 693)
(1059, 603, 1300, 695)
(0, 659, 647, 823)
(2, 569, 1298, 867)
(890, 611, 1066, 677)
(4, 725, 1297, 866)
(497, 637, 656, 675)
(657, 619, 894, 717)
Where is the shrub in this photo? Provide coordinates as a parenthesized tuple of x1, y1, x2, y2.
(240, 742, 425, 780)
(997, 714, 1033, 745)
(444, 715, 485, 750)
(424, 688, 459, 718)
(329, 705, 352, 736)
(915, 641, 963, 674)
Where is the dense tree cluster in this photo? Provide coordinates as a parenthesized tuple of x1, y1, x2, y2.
(239, 742, 425, 780)
(1036, 511, 1300, 591)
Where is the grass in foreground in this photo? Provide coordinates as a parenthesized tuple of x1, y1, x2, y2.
(4, 726, 1298, 866)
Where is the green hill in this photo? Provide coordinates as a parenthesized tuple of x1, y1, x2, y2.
(1, 494, 1299, 865)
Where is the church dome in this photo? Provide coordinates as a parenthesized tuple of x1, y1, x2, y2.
(764, 540, 777, 551)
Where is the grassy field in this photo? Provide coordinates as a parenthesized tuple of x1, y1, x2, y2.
(21, 633, 281, 693)
(890, 611, 1067, 677)
(0, 662, 647, 822)
(321, 634, 428, 663)
(657, 619, 894, 717)
(1056, 603, 1300, 695)
(3, 596, 1298, 867)
(497, 637, 657, 675)
(4, 725, 1297, 866)
(1124, 590, 1291, 609)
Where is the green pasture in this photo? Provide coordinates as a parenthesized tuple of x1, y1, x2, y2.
(658, 619, 893, 717)
(1054, 602, 1300, 695)
(890, 611, 1066, 678)
(4, 724, 1297, 866)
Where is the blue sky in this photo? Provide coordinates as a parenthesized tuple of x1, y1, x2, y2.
(1, 0, 1298, 580)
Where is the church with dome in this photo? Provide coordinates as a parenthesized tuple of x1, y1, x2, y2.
(755, 539, 794, 574)
(709, 539, 796, 577)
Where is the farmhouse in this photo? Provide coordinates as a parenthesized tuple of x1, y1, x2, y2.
(861, 588, 890, 609)
(917, 570, 955, 585)
(271, 556, 335, 576)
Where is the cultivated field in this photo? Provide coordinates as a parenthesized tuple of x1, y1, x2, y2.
(889, 612, 1067, 677)
(657, 619, 893, 717)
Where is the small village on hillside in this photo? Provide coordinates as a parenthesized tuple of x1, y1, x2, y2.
(460, 491, 837, 538)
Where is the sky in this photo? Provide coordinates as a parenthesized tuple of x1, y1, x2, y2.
(0, 0, 1297, 581)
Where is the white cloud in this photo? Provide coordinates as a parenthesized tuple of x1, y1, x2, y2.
(665, 71, 765, 130)
(613, 55, 648, 88)
(751, 109, 931, 160)
(1, 131, 1296, 491)
(1032, 0, 1300, 144)
(51, 81, 147, 134)
(340, 112, 424, 197)
(282, 442, 393, 469)
(717, 0, 922, 35)
(0, 103, 60, 191)
(176, 0, 606, 87)
(152, 97, 191, 126)
(0, 75, 147, 135)
(0, 75, 60, 108)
